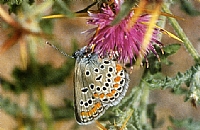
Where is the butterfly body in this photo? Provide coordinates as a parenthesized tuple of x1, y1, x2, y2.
(73, 46, 129, 125)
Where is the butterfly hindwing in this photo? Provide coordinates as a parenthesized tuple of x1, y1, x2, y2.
(74, 46, 129, 125)
(74, 53, 107, 125)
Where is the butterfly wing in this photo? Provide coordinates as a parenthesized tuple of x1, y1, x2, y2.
(74, 53, 129, 125)
(89, 57, 130, 106)
(74, 54, 108, 125)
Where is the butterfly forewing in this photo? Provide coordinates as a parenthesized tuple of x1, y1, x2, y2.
(74, 46, 129, 125)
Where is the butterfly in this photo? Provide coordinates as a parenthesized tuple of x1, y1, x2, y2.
(73, 46, 129, 125)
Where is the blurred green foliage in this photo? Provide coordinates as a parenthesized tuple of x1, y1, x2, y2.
(169, 116, 200, 130)
(179, 0, 200, 16)
(1, 59, 75, 94)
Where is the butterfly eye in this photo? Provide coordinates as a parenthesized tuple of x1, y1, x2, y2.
(87, 53, 91, 57)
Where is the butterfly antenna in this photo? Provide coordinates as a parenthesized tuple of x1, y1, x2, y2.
(46, 41, 74, 58)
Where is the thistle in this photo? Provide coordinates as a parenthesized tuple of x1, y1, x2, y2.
(87, 0, 162, 64)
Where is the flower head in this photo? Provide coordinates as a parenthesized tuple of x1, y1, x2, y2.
(87, 0, 162, 64)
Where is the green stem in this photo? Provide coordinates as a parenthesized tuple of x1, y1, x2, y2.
(26, 89, 36, 130)
(29, 36, 38, 64)
(157, 9, 167, 41)
(140, 82, 149, 126)
(37, 88, 54, 130)
(162, 4, 200, 62)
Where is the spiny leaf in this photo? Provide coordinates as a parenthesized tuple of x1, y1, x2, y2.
(146, 65, 199, 92)
(146, 44, 181, 75)
(130, 109, 143, 130)
(1, 59, 74, 94)
(163, 44, 181, 56)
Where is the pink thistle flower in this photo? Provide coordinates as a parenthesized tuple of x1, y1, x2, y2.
(87, 1, 162, 64)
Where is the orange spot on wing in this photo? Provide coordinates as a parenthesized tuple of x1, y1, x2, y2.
(88, 110, 93, 117)
(113, 83, 119, 88)
(81, 111, 88, 117)
(92, 106, 97, 113)
(111, 89, 116, 94)
(99, 93, 105, 99)
(116, 64, 123, 72)
(96, 102, 101, 109)
(106, 93, 113, 97)
(93, 93, 99, 98)
(88, 105, 99, 117)
(114, 76, 121, 82)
